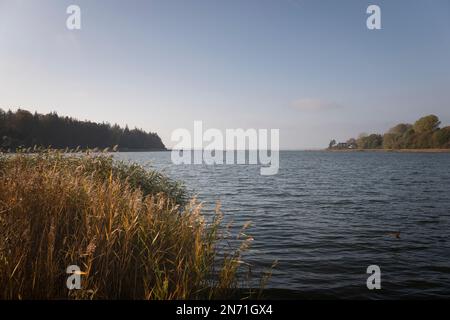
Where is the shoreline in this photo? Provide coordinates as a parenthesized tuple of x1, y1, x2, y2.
(325, 148, 450, 153)
(0, 148, 169, 153)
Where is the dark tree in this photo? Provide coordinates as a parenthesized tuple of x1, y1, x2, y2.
(328, 139, 336, 149)
(0, 108, 166, 151)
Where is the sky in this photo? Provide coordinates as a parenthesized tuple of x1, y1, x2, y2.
(1, 0, 450, 149)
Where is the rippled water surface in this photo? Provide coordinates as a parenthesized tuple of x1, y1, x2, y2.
(115, 151, 450, 299)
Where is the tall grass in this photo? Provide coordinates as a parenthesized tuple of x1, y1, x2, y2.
(0, 151, 264, 299)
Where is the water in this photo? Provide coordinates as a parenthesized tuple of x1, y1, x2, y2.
(115, 151, 450, 299)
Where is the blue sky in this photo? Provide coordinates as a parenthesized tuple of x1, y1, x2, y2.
(1, 0, 450, 149)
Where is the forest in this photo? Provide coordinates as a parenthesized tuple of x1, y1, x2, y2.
(0, 108, 166, 151)
(329, 115, 450, 150)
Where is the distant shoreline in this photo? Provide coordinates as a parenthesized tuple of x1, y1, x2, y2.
(0, 147, 169, 153)
(325, 148, 450, 153)
(123, 149, 450, 153)
(118, 148, 169, 152)
(4, 148, 450, 153)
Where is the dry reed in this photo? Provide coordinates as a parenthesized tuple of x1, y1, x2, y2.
(0, 150, 265, 299)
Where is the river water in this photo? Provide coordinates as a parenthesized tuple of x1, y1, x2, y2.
(115, 151, 450, 299)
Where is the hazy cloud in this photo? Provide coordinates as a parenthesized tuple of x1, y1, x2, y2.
(291, 98, 342, 111)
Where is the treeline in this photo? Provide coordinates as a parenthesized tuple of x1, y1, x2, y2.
(0, 108, 166, 151)
(329, 115, 450, 150)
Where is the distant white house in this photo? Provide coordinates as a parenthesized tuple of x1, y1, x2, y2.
(336, 142, 357, 149)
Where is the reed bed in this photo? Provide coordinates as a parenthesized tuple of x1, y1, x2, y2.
(0, 150, 263, 299)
